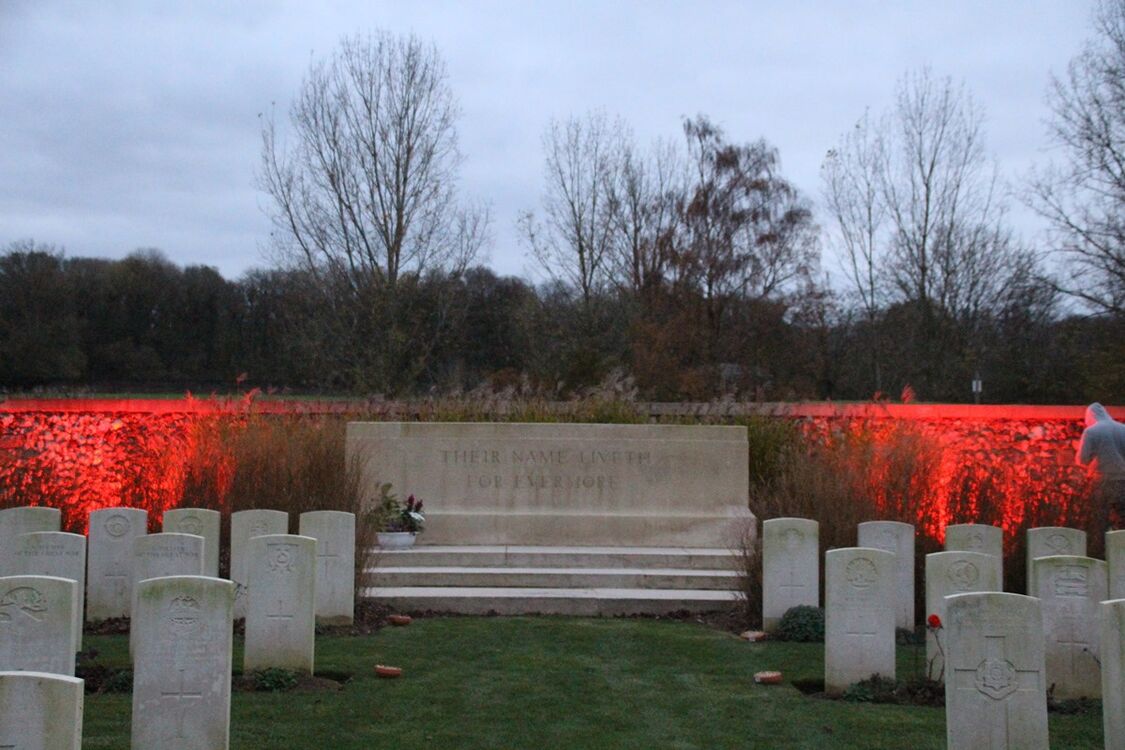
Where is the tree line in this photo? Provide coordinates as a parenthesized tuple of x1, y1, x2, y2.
(3, 3, 1125, 402)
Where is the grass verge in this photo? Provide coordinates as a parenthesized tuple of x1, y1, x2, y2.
(79, 617, 1101, 749)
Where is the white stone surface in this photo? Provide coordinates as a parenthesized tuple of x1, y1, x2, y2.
(1026, 527, 1087, 593)
(86, 507, 147, 621)
(132, 575, 234, 750)
(1032, 554, 1107, 699)
(0, 576, 77, 676)
(857, 520, 915, 630)
(230, 510, 288, 619)
(244, 534, 316, 673)
(130, 533, 205, 656)
(13, 532, 86, 652)
(924, 551, 1003, 682)
(761, 518, 818, 631)
(163, 509, 221, 578)
(0, 671, 83, 750)
(945, 523, 1003, 561)
(298, 511, 355, 625)
(943, 592, 1047, 750)
(0, 507, 60, 575)
(824, 548, 896, 695)
(1102, 598, 1125, 749)
(347, 422, 755, 547)
(1108, 530, 1125, 600)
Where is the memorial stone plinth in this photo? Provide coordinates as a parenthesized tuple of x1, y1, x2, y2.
(347, 422, 754, 547)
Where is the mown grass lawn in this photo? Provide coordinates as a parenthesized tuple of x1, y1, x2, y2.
(81, 617, 1102, 749)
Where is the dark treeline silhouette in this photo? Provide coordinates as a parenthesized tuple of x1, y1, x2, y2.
(0, 241, 1121, 403)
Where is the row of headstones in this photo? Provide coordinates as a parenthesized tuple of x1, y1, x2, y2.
(0, 505, 356, 627)
(0, 539, 326, 749)
(762, 518, 1125, 748)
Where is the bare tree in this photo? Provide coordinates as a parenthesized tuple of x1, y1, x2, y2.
(520, 112, 623, 309)
(1027, 0, 1125, 315)
(259, 32, 486, 292)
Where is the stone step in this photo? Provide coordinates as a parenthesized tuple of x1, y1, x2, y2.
(366, 545, 744, 571)
(364, 566, 742, 590)
(361, 586, 741, 616)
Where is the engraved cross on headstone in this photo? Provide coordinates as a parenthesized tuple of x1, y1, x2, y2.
(318, 541, 340, 596)
(1055, 616, 1091, 676)
(952, 633, 1041, 750)
(778, 561, 805, 605)
(161, 668, 203, 739)
(267, 599, 294, 621)
(105, 568, 128, 601)
(844, 610, 879, 672)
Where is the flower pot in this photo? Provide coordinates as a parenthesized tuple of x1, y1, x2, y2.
(377, 531, 417, 549)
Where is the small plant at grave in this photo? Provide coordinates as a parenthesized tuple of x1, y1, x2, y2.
(250, 667, 300, 692)
(773, 605, 824, 642)
(925, 613, 945, 682)
(841, 675, 898, 703)
(370, 483, 426, 533)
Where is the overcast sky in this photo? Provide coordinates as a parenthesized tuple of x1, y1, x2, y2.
(0, 1, 1097, 281)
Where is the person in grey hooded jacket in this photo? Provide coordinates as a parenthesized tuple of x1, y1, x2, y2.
(1077, 403, 1125, 526)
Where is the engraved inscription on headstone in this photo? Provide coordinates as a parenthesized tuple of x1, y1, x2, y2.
(0, 576, 77, 676)
(244, 534, 316, 673)
(825, 548, 895, 695)
(14, 532, 86, 652)
(1032, 555, 1107, 700)
(87, 508, 147, 622)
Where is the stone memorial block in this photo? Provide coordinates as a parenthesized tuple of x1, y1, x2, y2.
(1032, 554, 1107, 699)
(230, 510, 288, 618)
(945, 523, 1003, 562)
(0, 576, 77, 676)
(87, 507, 147, 621)
(1108, 530, 1125, 600)
(163, 508, 221, 578)
(244, 534, 316, 673)
(857, 520, 915, 630)
(1026, 527, 1086, 593)
(925, 551, 1003, 681)
(13, 532, 86, 651)
(0, 671, 83, 750)
(1103, 598, 1125, 748)
(0, 507, 60, 575)
(762, 518, 818, 631)
(130, 533, 204, 656)
(132, 575, 234, 750)
(347, 422, 755, 547)
(824, 548, 896, 695)
(298, 511, 355, 625)
(944, 592, 1047, 750)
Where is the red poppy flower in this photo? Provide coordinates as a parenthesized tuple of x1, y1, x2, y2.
(927, 614, 942, 629)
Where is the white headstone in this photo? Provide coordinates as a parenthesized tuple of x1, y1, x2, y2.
(230, 510, 288, 619)
(0, 671, 83, 750)
(163, 509, 221, 578)
(924, 551, 1003, 682)
(1108, 530, 1125, 600)
(130, 533, 204, 657)
(945, 523, 1003, 561)
(244, 534, 316, 673)
(13, 532, 86, 652)
(0, 576, 77, 676)
(1032, 554, 1107, 699)
(1026, 527, 1086, 593)
(857, 520, 915, 630)
(762, 518, 818, 631)
(1102, 598, 1125, 749)
(824, 547, 896, 695)
(0, 507, 60, 575)
(87, 507, 147, 621)
(298, 511, 355, 626)
(132, 575, 234, 750)
(943, 592, 1047, 750)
